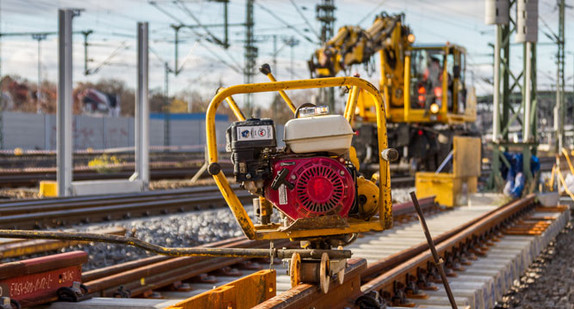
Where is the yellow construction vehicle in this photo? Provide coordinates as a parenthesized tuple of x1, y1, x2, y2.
(309, 12, 477, 172)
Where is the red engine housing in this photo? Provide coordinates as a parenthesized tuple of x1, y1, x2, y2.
(264, 157, 355, 220)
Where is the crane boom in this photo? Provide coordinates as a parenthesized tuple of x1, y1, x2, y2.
(308, 13, 410, 78)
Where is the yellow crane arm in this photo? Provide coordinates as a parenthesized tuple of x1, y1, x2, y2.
(309, 13, 407, 78)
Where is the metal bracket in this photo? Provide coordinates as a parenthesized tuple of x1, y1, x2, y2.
(113, 286, 131, 298)
(0, 297, 20, 309)
(57, 281, 90, 302)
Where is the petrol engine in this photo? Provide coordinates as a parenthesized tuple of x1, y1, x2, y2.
(226, 107, 376, 224)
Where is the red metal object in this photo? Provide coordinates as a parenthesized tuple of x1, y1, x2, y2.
(265, 157, 355, 220)
(0, 251, 86, 307)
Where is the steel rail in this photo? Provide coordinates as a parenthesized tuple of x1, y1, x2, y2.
(83, 238, 293, 296)
(0, 196, 439, 306)
(256, 194, 538, 308)
(0, 191, 255, 229)
(0, 186, 233, 215)
(360, 194, 536, 299)
(81, 237, 248, 283)
(0, 164, 233, 187)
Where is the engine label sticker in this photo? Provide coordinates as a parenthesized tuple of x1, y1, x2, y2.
(279, 184, 288, 205)
(236, 125, 273, 141)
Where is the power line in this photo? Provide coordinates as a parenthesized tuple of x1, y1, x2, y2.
(149, 1, 185, 24)
(356, 0, 386, 25)
(255, 2, 316, 44)
(174, 0, 229, 48)
(197, 40, 242, 73)
(288, 0, 320, 40)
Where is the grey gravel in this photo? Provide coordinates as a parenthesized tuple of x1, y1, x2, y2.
(64, 208, 248, 271)
(495, 218, 574, 309)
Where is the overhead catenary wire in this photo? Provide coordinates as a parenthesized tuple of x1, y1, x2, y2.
(149, 0, 186, 25)
(255, 2, 316, 44)
(174, 0, 228, 47)
(148, 0, 242, 76)
(87, 41, 131, 75)
(288, 0, 321, 40)
(356, 0, 387, 25)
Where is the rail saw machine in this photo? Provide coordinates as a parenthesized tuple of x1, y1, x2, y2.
(206, 75, 396, 293)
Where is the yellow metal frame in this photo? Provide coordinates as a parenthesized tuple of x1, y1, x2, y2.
(206, 77, 392, 240)
(167, 270, 276, 309)
(415, 136, 481, 207)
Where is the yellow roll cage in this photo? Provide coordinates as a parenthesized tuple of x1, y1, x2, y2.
(205, 77, 392, 240)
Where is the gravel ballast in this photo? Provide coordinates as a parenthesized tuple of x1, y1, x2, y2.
(496, 219, 574, 309)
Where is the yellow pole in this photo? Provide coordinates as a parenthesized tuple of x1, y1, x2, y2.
(371, 87, 392, 229)
(344, 86, 359, 123)
(561, 148, 574, 175)
(404, 55, 411, 122)
(263, 73, 297, 114)
(225, 97, 246, 121)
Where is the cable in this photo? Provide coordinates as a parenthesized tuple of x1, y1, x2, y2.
(255, 2, 316, 44)
(539, 16, 558, 40)
(196, 41, 242, 74)
(288, 0, 320, 40)
(356, 0, 387, 25)
(0, 229, 352, 259)
(174, 0, 227, 47)
(88, 41, 131, 75)
(398, 0, 487, 32)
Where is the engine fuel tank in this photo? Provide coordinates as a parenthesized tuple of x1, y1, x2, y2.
(284, 115, 354, 155)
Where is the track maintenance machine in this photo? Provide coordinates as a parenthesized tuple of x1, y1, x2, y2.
(309, 12, 477, 172)
(206, 74, 396, 293)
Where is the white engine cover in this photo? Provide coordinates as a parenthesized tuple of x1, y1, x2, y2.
(284, 115, 354, 155)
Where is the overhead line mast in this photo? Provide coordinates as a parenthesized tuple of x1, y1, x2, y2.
(316, 0, 336, 111)
(244, 0, 256, 115)
(556, 0, 565, 152)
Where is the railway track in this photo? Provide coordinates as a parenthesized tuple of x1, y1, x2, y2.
(0, 197, 438, 307)
(28, 196, 569, 308)
(0, 152, 556, 190)
(261, 195, 569, 308)
(15, 194, 563, 309)
(0, 186, 253, 229)
(0, 162, 230, 188)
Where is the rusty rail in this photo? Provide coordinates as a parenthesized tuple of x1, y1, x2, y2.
(0, 196, 439, 307)
(0, 187, 254, 229)
(84, 238, 293, 297)
(360, 195, 536, 305)
(256, 194, 543, 308)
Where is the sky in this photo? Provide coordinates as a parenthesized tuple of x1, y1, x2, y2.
(0, 0, 572, 108)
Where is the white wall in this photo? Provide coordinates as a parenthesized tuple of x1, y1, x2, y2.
(0, 112, 229, 151)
